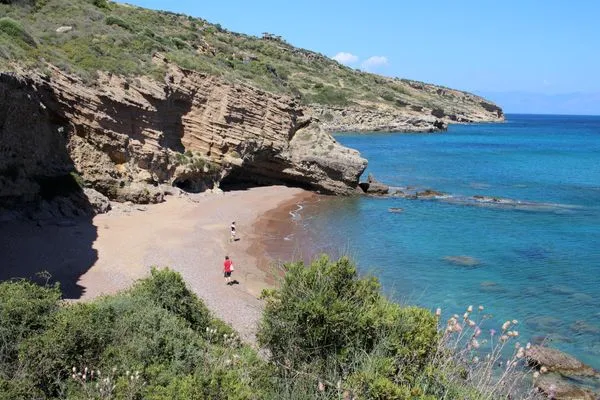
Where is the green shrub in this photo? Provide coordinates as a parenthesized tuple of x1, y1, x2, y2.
(19, 302, 116, 396)
(0, 17, 36, 47)
(258, 255, 439, 384)
(0, 280, 60, 375)
(105, 15, 132, 31)
(129, 267, 212, 333)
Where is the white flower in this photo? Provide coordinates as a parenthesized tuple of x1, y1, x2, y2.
(502, 321, 511, 331)
(478, 305, 484, 311)
(533, 371, 540, 379)
(435, 308, 441, 317)
(471, 338, 480, 349)
(467, 305, 473, 313)
(512, 319, 518, 324)
(540, 366, 548, 374)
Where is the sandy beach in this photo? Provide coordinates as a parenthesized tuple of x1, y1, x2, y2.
(0, 186, 314, 343)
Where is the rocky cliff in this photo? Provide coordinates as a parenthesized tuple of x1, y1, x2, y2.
(0, 58, 367, 215)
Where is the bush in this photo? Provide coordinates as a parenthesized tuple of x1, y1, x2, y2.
(0, 17, 36, 47)
(0, 280, 61, 375)
(105, 15, 133, 31)
(258, 255, 439, 396)
(129, 267, 212, 333)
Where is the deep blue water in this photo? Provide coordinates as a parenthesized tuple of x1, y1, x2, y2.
(296, 114, 600, 369)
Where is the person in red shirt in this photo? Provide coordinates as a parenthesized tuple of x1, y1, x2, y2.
(223, 255, 234, 285)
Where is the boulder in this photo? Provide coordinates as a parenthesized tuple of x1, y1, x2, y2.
(83, 188, 111, 214)
(55, 26, 73, 33)
(359, 173, 389, 195)
(527, 346, 599, 378)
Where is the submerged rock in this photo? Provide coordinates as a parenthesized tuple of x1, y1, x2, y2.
(442, 255, 481, 267)
(527, 346, 599, 378)
(388, 207, 404, 213)
(534, 374, 597, 400)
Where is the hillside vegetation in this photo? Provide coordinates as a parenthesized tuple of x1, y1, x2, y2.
(0, 257, 537, 399)
(0, 0, 501, 118)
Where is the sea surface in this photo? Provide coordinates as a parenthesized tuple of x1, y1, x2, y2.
(285, 114, 600, 370)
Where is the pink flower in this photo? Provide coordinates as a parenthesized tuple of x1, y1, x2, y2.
(474, 326, 482, 338)
(489, 329, 496, 336)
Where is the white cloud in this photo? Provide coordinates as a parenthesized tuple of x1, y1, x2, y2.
(332, 52, 359, 65)
(361, 56, 389, 71)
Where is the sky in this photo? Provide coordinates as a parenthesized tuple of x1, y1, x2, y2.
(127, 0, 600, 115)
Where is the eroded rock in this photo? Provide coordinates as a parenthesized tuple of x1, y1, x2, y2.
(527, 346, 599, 378)
(359, 173, 389, 195)
(1, 60, 367, 212)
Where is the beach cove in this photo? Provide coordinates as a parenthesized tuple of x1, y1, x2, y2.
(0, 186, 314, 343)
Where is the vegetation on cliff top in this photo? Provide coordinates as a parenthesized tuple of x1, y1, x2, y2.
(1, 257, 538, 399)
(0, 0, 502, 117)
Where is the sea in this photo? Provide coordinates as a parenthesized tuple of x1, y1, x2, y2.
(283, 114, 600, 370)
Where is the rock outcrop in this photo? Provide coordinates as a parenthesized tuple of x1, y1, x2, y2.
(358, 173, 389, 195)
(0, 59, 367, 212)
(527, 346, 599, 378)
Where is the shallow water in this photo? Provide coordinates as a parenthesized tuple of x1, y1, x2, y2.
(291, 114, 600, 369)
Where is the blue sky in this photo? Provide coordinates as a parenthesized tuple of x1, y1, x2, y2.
(127, 0, 600, 115)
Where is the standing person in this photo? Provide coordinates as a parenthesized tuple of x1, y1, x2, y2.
(223, 255, 234, 285)
(230, 221, 236, 242)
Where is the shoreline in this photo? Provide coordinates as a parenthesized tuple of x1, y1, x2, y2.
(0, 186, 311, 343)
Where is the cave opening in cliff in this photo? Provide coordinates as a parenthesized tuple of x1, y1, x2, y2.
(219, 166, 313, 192)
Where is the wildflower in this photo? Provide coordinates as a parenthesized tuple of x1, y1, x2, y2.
(516, 348, 525, 358)
(463, 312, 469, 321)
(474, 326, 481, 337)
(478, 305, 484, 311)
(526, 342, 531, 350)
(489, 329, 496, 336)
(467, 319, 476, 327)
(435, 308, 441, 317)
(470, 338, 480, 349)
(467, 305, 473, 313)
(473, 356, 479, 363)
(515, 342, 521, 348)
(453, 323, 463, 333)
(502, 321, 511, 331)
(533, 371, 540, 379)
(500, 334, 509, 342)
(540, 366, 548, 374)
(318, 381, 325, 392)
(453, 314, 460, 319)
(512, 319, 518, 324)
(513, 330, 519, 337)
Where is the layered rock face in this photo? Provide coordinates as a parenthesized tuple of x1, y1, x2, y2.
(0, 60, 367, 213)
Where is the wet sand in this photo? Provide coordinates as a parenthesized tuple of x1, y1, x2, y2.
(0, 186, 312, 343)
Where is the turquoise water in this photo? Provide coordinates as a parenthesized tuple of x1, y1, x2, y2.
(296, 114, 600, 369)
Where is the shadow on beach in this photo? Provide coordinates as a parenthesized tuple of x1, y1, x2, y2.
(0, 216, 98, 299)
